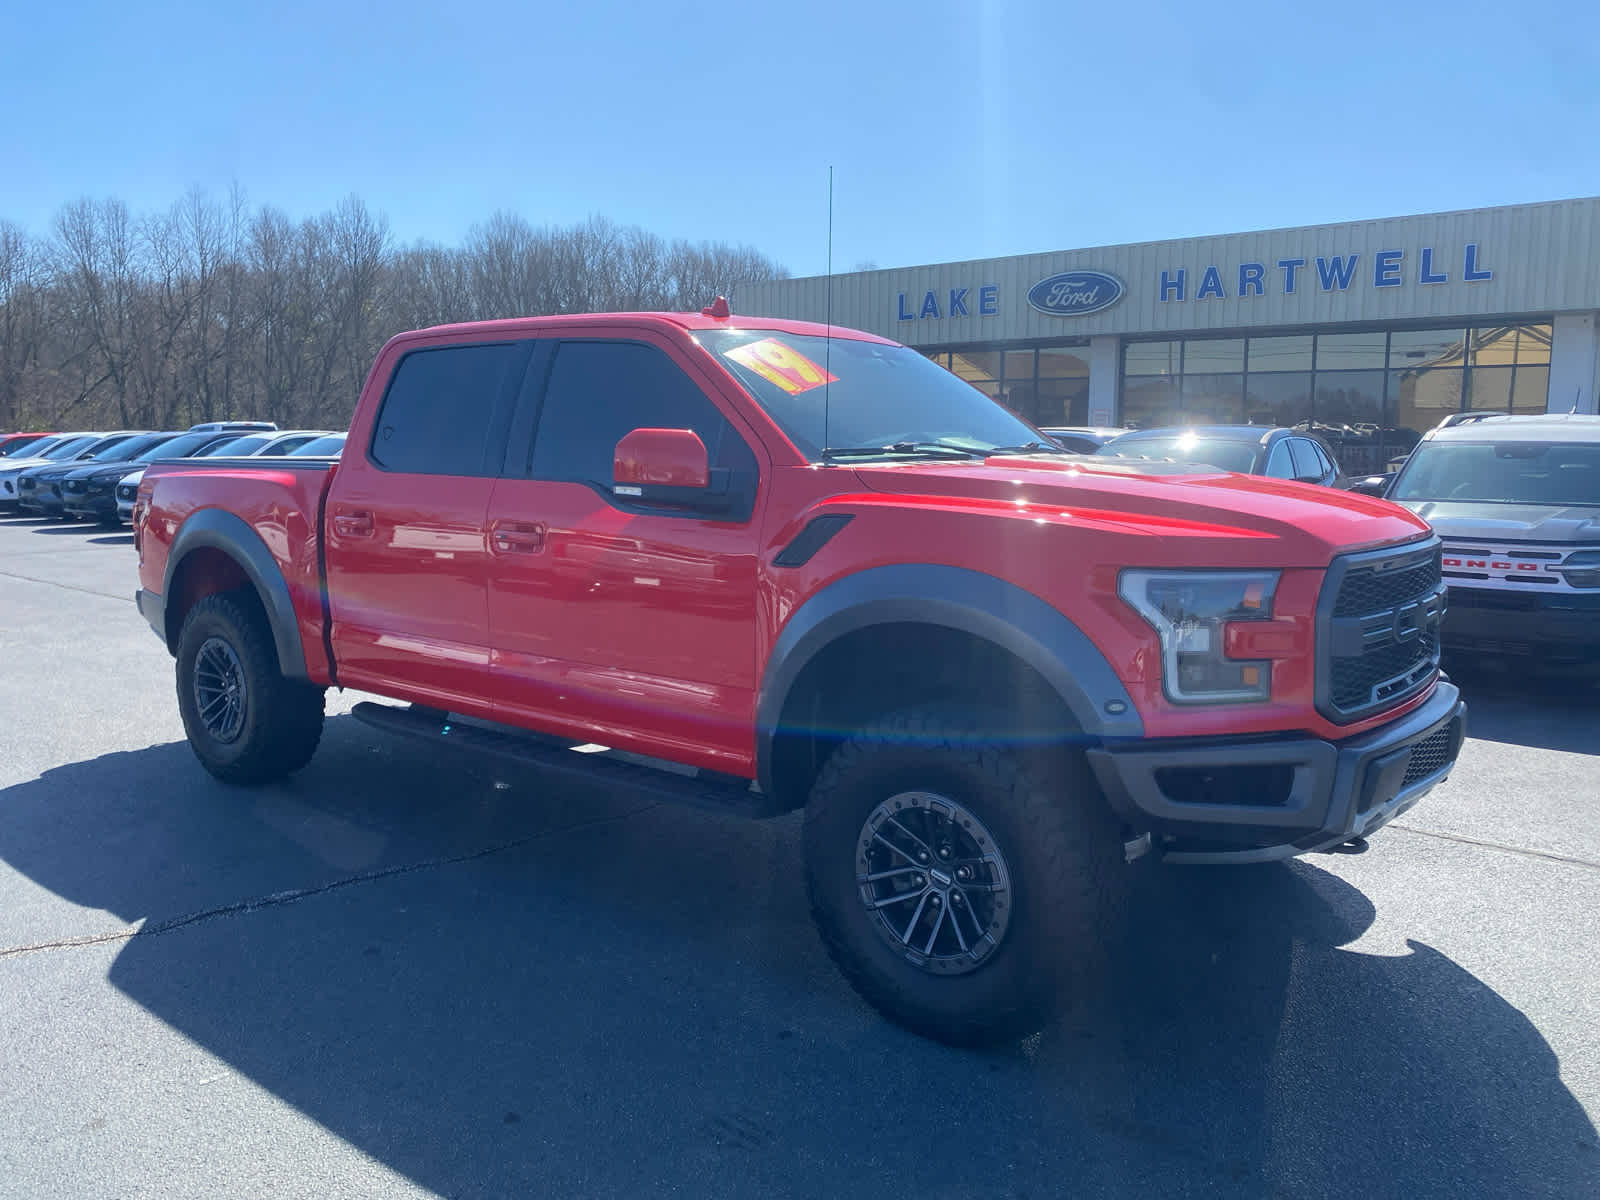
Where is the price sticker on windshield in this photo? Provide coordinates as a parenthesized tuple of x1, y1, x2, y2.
(724, 337, 837, 395)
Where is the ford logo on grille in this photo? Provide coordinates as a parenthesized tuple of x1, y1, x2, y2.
(1026, 270, 1125, 317)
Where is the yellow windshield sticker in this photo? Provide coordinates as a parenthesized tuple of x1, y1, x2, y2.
(724, 337, 837, 395)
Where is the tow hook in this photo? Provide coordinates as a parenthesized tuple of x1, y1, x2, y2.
(1319, 836, 1369, 855)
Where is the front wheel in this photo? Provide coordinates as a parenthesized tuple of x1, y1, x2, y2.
(175, 592, 325, 785)
(803, 707, 1125, 1046)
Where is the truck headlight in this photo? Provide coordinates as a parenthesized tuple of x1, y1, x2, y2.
(1119, 570, 1280, 704)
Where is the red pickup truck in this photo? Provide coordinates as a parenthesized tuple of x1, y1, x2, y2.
(135, 304, 1465, 1045)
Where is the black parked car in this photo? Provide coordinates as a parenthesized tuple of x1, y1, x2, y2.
(60, 430, 245, 526)
(1094, 425, 1351, 489)
(15, 432, 151, 517)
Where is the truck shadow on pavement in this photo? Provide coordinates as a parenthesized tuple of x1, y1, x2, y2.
(1, 719, 1595, 1199)
(1445, 660, 1600, 754)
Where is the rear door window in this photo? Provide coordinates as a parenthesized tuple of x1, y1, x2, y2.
(370, 342, 530, 476)
(1264, 440, 1295, 479)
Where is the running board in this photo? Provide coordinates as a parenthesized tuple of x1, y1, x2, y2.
(348, 701, 787, 818)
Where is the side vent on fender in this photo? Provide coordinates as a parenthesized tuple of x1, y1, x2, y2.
(773, 514, 853, 568)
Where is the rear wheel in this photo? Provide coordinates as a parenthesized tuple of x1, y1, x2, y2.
(803, 707, 1125, 1046)
(175, 592, 325, 785)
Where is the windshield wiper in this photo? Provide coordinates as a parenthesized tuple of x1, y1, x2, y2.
(984, 442, 1073, 456)
(820, 441, 988, 461)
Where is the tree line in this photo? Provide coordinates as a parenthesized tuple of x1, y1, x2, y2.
(0, 189, 788, 433)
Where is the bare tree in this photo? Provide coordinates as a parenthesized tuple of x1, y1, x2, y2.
(0, 189, 788, 432)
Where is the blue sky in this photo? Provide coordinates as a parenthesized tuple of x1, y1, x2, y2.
(4, 0, 1597, 277)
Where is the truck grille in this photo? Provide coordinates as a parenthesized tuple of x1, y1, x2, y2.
(1317, 539, 1444, 723)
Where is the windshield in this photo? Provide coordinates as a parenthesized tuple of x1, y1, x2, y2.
(2, 435, 57, 458)
(200, 435, 268, 455)
(131, 431, 215, 462)
(0, 435, 49, 457)
(41, 436, 98, 460)
(289, 435, 347, 456)
(85, 433, 169, 463)
(699, 330, 1042, 459)
(1095, 434, 1260, 474)
(1392, 440, 1600, 506)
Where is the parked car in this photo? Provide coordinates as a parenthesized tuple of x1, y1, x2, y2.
(1378, 412, 1600, 669)
(1038, 426, 1126, 454)
(136, 305, 1463, 1048)
(1095, 425, 1350, 488)
(19, 432, 180, 518)
(0, 432, 56, 458)
(0, 435, 103, 511)
(285, 433, 347, 457)
(193, 429, 332, 458)
(62, 430, 246, 526)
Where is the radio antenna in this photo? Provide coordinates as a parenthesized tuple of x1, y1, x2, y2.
(823, 165, 834, 458)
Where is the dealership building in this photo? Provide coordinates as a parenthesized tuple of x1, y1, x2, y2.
(735, 196, 1600, 475)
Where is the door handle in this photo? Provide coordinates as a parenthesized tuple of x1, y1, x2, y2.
(491, 522, 545, 552)
(333, 510, 375, 538)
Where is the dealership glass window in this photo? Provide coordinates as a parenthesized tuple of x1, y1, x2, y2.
(1469, 324, 1552, 366)
(1122, 376, 1178, 429)
(1388, 328, 1467, 371)
(1313, 332, 1388, 370)
(1312, 371, 1387, 474)
(1179, 374, 1244, 424)
(1123, 341, 1181, 376)
(1245, 373, 1312, 429)
(1391, 366, 1464, 435)
(1513, 365, 1551, 412)
(1247, 335, 1313, 372)
(1181, 338, 1245, 374)
(1468, 366, 1514, 411)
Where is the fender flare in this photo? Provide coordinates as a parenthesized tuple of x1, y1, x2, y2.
(161, 508, 310, 682)
(754, 564, 1143, 797)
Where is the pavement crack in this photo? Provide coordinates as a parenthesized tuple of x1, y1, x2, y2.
(0, 567, 126, 602)
(1389, 822, 1600, 871)
(0, 801, 660, 961)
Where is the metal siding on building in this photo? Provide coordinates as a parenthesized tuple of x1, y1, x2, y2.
(735, 197, 1600, 343)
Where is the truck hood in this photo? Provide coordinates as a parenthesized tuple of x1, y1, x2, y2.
(848, 455, 1431, 567)
(1394, 500, 1600, 545)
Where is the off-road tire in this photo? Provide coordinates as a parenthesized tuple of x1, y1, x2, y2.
(175, 591, 325, 785)
(803, 706, 1125, 1047)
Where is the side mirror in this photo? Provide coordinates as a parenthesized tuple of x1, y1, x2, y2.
(1349, 474, 1393, 498)
(613, 427, 727, 509)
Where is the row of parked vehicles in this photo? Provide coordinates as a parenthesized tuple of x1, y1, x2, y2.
(1044, 414, 1600, 670)
(0, 424, 347, 525)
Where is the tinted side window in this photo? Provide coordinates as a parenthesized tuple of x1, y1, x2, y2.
(530, 340, 757, 498)
(1264, 440, 1295, 479)
(371, 342, 527, 476)
(1312, 441, 1337, 475)
(1288, 439, 1323, 481)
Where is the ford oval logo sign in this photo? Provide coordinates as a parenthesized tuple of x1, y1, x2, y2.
(1026, 270, 1125, 317)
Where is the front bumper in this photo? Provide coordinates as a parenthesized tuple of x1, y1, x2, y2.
(1442, 588, 1600, 663)
(18, 486, 65, 516)
(1087, 680, 1465, 864)
(63, 492, 119, 522)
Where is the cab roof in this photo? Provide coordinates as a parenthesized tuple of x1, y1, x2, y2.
(403, 310, 898, 346)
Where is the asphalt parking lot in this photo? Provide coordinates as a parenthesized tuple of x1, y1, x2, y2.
(1, 515, 1597, 1200)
